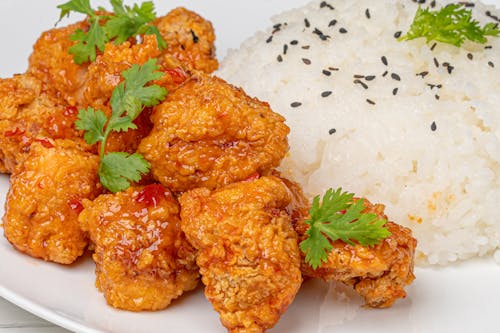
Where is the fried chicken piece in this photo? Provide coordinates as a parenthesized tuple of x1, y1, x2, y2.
(0, 74, 83, 173)
(155, 7, 218, 73)
(28, 20, 89, 106)
(138, 73, 290, 192)
(2, 140, 101, 264)
(289, 179, 417, 308)
(79, 184, 199, 311)
(179, 176, 302, 333)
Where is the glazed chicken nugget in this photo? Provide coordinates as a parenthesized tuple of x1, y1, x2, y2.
(0, 74, 83, 173)
(292, 188, 417, 308)
(2, 140, 101, 264)
(179, 176, 302, 333)
(28, 20, 89, 106)
(139, 73, 290, 192)
(79, 184, 199, 311)
(155, 7, 218, 73)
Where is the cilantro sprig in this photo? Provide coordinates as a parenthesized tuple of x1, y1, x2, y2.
(400, 4, 500, 47)
(299, 188, 391, 270)
(57, 0, 166, 64)
(75, 58, 167, 193)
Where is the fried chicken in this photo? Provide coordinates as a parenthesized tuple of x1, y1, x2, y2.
(288, 178, 417, 308)
(79, 184, 199, 311)
(28, 20, 89, 106)
(0, 74, 83, 173)
(138, 73, 290, 192)
(179, 176, 302, 333)
(155, 7, 218, 73)
(2, 140, 101, 264)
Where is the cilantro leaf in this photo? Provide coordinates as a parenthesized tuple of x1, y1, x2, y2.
(400, 4, 500, 47)
(299, 188, 392, 270)
(110, 59, 167, 119)
(75, 60, 166, 193)
(57, 0, 166, 64)
(74, 107, 107, 145)
(57, 0, 95, 22)
(99, 152, 150, 193)
(69, 20, 107, 64)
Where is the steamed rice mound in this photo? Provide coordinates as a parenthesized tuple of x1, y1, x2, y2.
(217, 0, 500, 265)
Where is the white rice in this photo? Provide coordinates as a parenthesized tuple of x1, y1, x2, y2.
(217, 0, 500, 265)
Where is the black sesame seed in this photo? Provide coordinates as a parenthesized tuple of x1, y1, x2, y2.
(433, 57, 439, 68)
(283, 44, 288, 54)
(353, 74, 365, 79)
(266, 35, 273, 43)
(277, 55, 283, 62)
(442, 62, 450, 67)
(430, 0, 436, 7)
(190, 29, 199, 43)
(437, 84, 442, 89)
(302, 45, 310, 49)
(382, 70, 388, 77)
(416, 71, 429, 78)
(488, 61, 495, 68)
(467, 53, 473, 60)
(365, 8, 371, 19)
(394, 31, 402, 38)
(320, 1, 334, 10)
(329, 67, 339, 71)
(392, 87, 399, 96)
(431, 42, 437, 51)
(291, 102, 302, 108)
(447, 65, 454, 74)
(459, 2, 475, 7)
(391, 73, 401, 81)
(431, 121, 437, 131)
(434, 94, 440, 100)
(365, 75, 376, 81)
(302, 58, 312, 65)
(485, 45, 493, 49)
(328, 128, 336, 135)
(322, 70, 332, 76)
(381, 56, 388, 66)
(354, 79, 368, 89)
(313, 28, 331, 41)
(322, 91, 333, 98)
(366, 99, 376, 105)
(339, 27, 348, 34)
(290, 40, 298, 45)
(328, 19, 338, 27)
(304, 18, 310, 28)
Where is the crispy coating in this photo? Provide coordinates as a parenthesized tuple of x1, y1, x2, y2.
(2, 140, 101, 264)
(155, 7, 218, 73)
(28, 20, 89, 106)
(139, 73, 290, 192)
(293, 190, 417, 308)
(79, 184, 199, 311)
(0, 74, 83, 173)
(179, 176, 302, 333)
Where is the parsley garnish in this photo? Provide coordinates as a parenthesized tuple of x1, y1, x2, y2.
(400, 4, 500, 47)
(299, 188, 391, 270)
(57, 0, 166, 64)
(75, 59, 167, 193)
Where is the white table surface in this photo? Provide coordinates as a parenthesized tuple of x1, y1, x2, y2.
(0, 297, 70, 333)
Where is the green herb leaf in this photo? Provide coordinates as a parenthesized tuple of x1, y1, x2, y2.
(69, 20, 107, 64)
(400, 4, 500, 47)
(75, 107, 107, 145)
(75, 60, 166, 193)
(99, 152, 150, 193)
(57, 0, 95, 22)
(58, 0, 166, 64)
(299, 188, 392, 270)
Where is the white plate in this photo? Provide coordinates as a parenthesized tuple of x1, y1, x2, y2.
(1, 1, 500, 332)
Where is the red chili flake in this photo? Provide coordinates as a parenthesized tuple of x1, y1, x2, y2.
(244, 172, 260, 182)
(35, 138, 54, 148)
(5, 127, 25, 137)
(68, 198, 84, 214)
(166, 68, 188, 84)
(136, 184, 166, 207)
